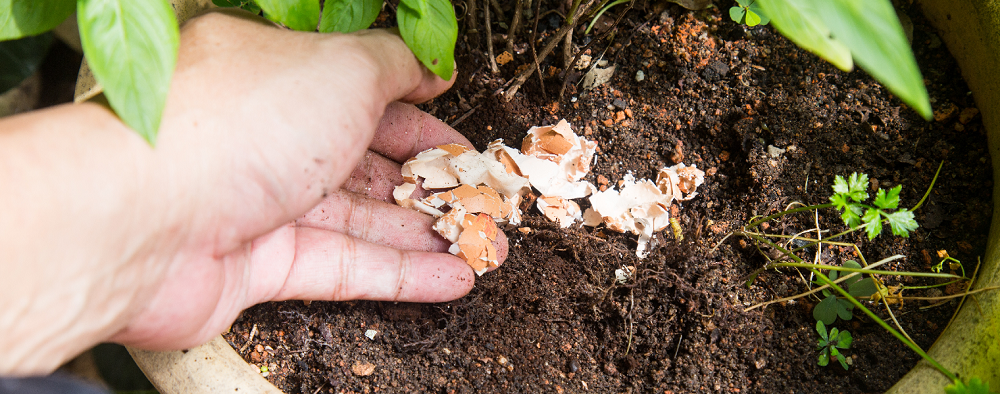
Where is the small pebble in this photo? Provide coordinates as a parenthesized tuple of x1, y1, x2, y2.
(612, 99, 628, 110)
(568, 358, 581, 373)
(571, 96, 578, 103)
(635, 70, 646, 82)
(364, 329, 378, 340)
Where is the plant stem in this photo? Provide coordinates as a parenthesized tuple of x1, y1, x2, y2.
(764, 262, 965, 280)
(813, 270, 959, 382)
(745, 203, 835, 229)
(911, 161, 945, 211)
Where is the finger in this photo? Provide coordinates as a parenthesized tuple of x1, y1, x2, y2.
(296, 191, 509, 265)
(351, 29, 456, 105)
(296, 190, 451, 252)
(368, 102, 475, 162)
(342, 150, 404, 203)
(266, 227, 476, 302)
(341, 148, 445, 203)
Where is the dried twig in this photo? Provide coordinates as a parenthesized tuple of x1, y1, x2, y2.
(450, 104, 480, 128)
(489, 0, 507, 26)
(503, 23, 573, 100)
(239, 323, 258, 353)
(506, 0, 525, 54)
(557, 1, 639, 100)
(485, 1, 499, 73)
(466, 0, 479, 37)
(528, 0, 546, 99)
(502, 0, 597, 101)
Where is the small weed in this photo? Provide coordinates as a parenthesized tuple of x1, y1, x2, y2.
(830, 173, 918, 240)
(811, 260, 879, 325)
(816, 320, 852, 370)
(729, 163, 999, 391)
(729, 0, 769, 27)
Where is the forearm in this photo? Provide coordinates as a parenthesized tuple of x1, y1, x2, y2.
(0, 103, 165, 374)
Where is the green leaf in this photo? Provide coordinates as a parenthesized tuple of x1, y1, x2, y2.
(818, 350, 829, 366)
(256, 0, 320, 31)
(319, 0, 382, 33)
(0, 0, 76, 40)
(744, 10, 762, 26)
(816, 320, 828, 341)
(885, 209, 918, 237)
(397, 0, 457, 80)
(842, 260, 862, 287)
(814, 295, 839, 325)
(835, 351, 849, 370)
(0, 33, 52, 93)
(729, 6, 745, 23)
(836, 330, 853, 349)
(756, 0, 852, 70)
(946, 377, 997, 394)
(846, 173, 870, 201)
(873, 185, 902, 210)
(813, 0, 931, 120)
(840, 202, 864, 228)
(212, 0, 261, 14)
(862, 208, 883, 239)
(736, 0, 752, 6)
(835, 298, 854, 320)
(78, 0, 179, 145)
(747, 2, 769, 25)
(849, 277, 879, 298)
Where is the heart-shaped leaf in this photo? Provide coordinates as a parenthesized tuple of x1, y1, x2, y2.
(256, 0, 319, 31)
(78, 0, 179, 144)
(397, 0, 457, 80)
(320, 0, 382, 33)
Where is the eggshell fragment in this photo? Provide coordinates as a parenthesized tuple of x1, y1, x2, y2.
(585, 167, 703, 258)
(656, 163, 705, 201)
(536, 196, 582, 228)
(521, 119, 598, 182)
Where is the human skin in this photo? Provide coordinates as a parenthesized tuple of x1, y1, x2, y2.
(0, 10, 506, 375)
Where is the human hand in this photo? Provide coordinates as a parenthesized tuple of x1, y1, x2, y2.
(108, 11, 509, 350)
(0, 10, 506, 373)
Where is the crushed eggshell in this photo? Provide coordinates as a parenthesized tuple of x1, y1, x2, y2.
(536, 196, 582, 228)
(585, 164, 705, 258)
(394, 120, 706, 275)
(521, 119, 598, 182)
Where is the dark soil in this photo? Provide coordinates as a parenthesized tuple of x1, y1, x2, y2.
(223, 2, 992, 393)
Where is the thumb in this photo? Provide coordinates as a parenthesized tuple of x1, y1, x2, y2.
(350, 29, 456, 104)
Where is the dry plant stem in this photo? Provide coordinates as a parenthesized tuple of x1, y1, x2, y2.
(943, 256, 982, 332)
(556, 3, 635, 100)
(889, 286, 1000, 302)
(503, 23, 575, 100)
(875, 284, 920, 350)
(745, 203, 835, 229)
(816, 270, 959, 382)
(529, 0, 547, 99)
(503, 0, 593, 100)
(563, 27, 574, 69)
(485, 3, 499, 73)
(506, 0, 525, 54)
(744, 256, 899, 312)
(466, 0, 479, 36)
(489, 0, 507, 26)
(758, 262, 964, 281)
